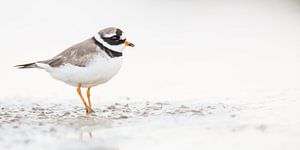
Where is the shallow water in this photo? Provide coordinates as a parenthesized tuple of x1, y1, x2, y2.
(1, 93, 300, 150)
(0, 100, 239, 150)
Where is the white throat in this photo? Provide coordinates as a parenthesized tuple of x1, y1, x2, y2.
(94, 33, 125, 53)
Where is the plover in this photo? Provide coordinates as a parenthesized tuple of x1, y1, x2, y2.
(16, 27, 134, 113)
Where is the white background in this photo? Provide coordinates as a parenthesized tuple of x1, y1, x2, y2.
(0, 0, 299, 102)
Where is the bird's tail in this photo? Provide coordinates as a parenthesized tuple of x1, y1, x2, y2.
(15, 62, 38, 69)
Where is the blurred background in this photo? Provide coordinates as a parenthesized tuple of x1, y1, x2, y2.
(0, 0, 300, 102)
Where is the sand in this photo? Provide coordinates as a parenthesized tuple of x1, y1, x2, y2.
(1, 90, 300, 150)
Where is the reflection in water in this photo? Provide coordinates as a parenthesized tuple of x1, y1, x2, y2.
(58, 116, 118, 150)
(79, 131, 93, 140)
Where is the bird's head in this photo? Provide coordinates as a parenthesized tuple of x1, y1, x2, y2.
(94, 27, 134, 53)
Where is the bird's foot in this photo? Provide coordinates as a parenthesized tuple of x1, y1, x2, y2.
(86, 108, 95, 114)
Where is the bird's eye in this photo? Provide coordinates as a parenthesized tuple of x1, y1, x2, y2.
(111, 36, 119, 40)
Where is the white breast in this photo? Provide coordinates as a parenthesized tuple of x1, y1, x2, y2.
(46, 53, 122, 88)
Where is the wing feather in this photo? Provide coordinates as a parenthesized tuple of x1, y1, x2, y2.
(41, 38, 99, 67)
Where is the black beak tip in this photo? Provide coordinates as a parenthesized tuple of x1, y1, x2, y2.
(129, 43, 135, 47)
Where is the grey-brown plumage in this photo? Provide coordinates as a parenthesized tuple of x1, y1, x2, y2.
(15, 38, 99, 68)
(40, 38, 99, 67)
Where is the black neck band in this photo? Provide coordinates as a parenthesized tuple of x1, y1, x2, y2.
(92, 37, 122, 58)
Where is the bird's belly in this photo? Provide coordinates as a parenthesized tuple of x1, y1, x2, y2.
(49, 56, 122, 87)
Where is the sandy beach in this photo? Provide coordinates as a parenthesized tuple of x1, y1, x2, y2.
(1, 89, 300, 150)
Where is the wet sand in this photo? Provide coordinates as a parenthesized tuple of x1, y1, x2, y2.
(1, 95, 300, 150)
(0, 100, 239, 150)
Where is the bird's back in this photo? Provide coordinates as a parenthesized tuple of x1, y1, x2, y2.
(41, 38, 99, 68)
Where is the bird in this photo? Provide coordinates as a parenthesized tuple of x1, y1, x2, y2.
(15, 27, 134, 114)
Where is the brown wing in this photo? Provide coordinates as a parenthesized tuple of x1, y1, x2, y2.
(40, 38, 99, 67)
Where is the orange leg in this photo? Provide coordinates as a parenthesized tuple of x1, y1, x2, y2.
(76, 85, 92, 113)
(86, 87, 94, 113)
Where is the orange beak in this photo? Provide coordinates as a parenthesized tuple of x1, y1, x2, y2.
(124, 40, 135, 47)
